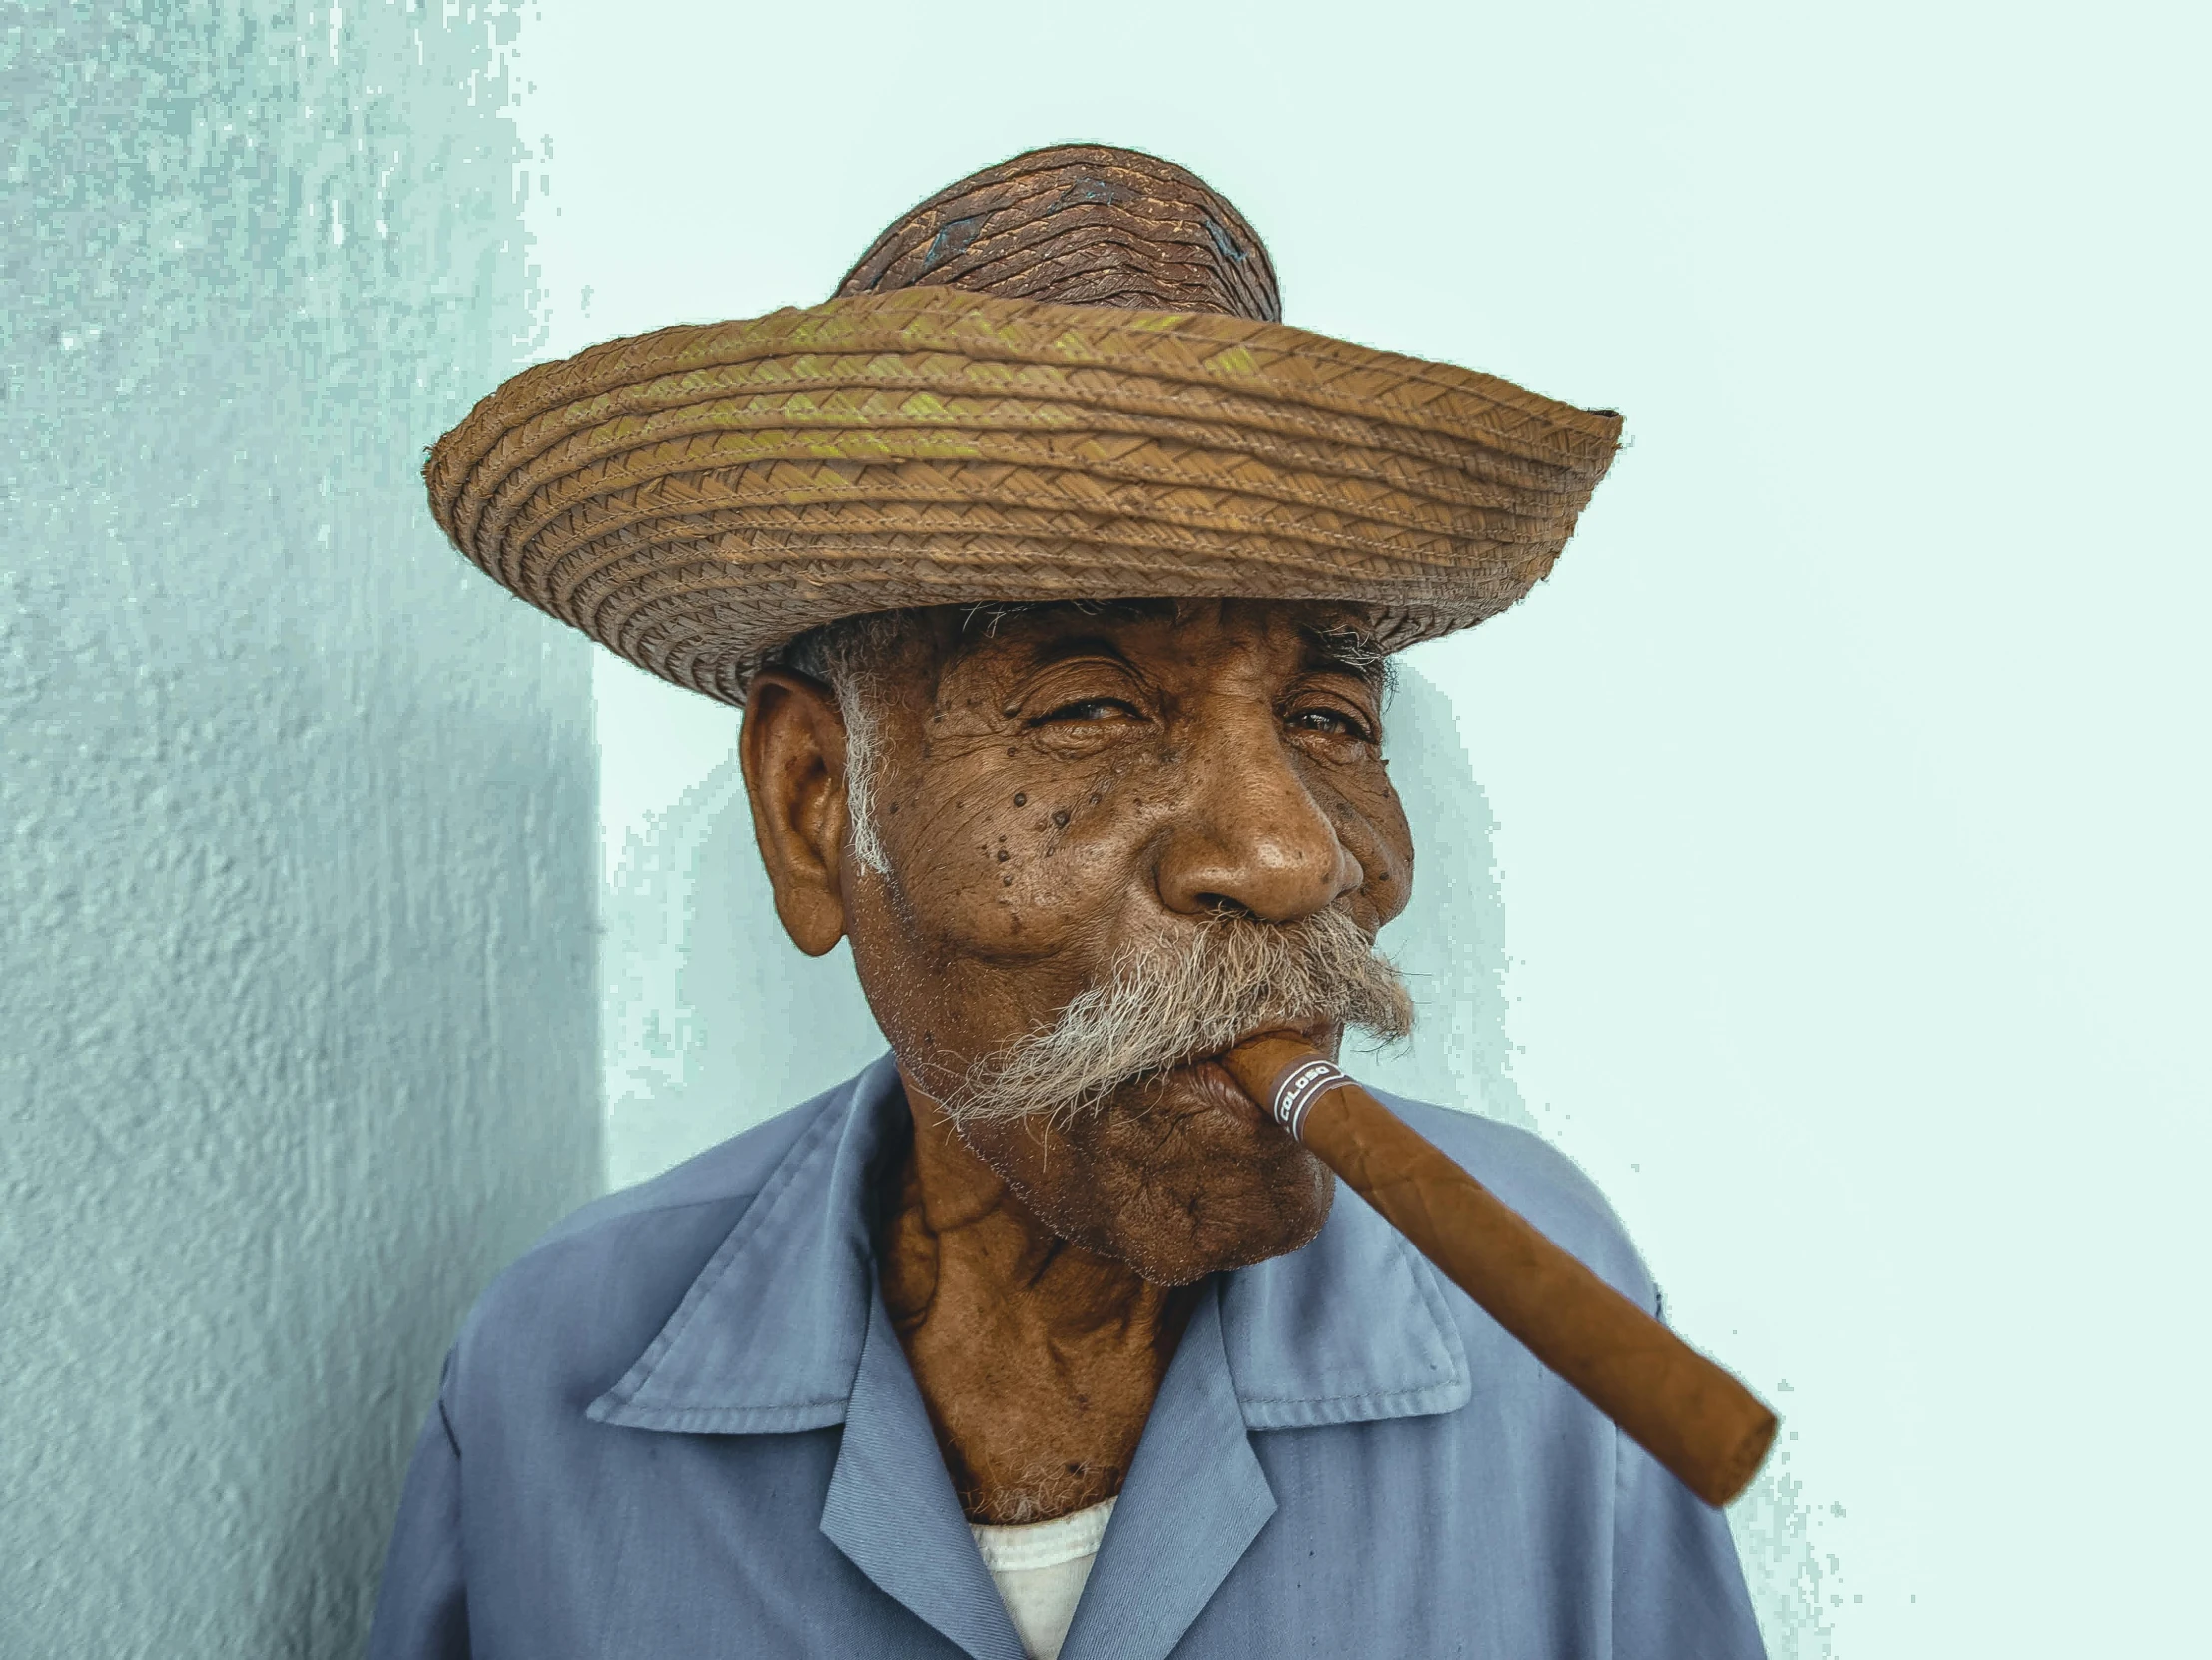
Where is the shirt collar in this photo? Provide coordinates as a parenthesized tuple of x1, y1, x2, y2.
(587, 1052, 1470, 1435)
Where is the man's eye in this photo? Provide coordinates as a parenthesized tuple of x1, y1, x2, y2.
(1036, 698, 1140, 725)
(1288, 707, 1371, 740)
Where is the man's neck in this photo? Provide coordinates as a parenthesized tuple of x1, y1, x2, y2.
(879, 1072, 1198, 1524)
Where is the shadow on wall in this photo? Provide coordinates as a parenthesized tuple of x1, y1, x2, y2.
(1, 4, 597, 1656)
(600, 662, 1529, 1190)
(602, 746, 888, 1189)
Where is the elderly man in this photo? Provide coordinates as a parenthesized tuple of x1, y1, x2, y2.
(369, 147, 1767, 1659)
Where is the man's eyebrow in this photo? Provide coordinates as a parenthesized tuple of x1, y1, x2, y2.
(1299, 621, 1391, 692)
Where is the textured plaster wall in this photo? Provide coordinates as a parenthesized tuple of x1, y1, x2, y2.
(1, 4, 599, 1655)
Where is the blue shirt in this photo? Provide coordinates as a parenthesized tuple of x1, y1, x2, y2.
(368, 1056, 1766, 1659)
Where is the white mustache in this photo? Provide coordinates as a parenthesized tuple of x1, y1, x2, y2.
(938, 908, 1414, 1127)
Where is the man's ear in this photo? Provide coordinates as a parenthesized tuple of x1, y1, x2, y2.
(740, 668, 855, 958)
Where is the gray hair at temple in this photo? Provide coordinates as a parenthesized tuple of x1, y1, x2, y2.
(767, 611, 915, 878)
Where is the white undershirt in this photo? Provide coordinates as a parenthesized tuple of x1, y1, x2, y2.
(968, 1496, 1116, 1660)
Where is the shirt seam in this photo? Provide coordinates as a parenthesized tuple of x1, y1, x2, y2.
(606, 1398, 850, 1423)
(1235, 1383, 1458, 1406)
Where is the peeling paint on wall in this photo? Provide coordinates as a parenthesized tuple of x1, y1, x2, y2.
(1350, 663, 1532, 1130)
(0, 3, 598, 1654)
(1729, 1434, 1839, 1659)
(600, 732, 885, 1190)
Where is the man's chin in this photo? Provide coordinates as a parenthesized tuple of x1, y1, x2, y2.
(956, 1058, 1337, 1286)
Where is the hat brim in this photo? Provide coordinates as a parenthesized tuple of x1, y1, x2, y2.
(426, 290, 1622, 705)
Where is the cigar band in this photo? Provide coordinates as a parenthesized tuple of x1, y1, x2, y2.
(1268, 1056, 1350, 1143)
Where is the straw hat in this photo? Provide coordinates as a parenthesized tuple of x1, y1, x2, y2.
(426, 145, 1622, 705)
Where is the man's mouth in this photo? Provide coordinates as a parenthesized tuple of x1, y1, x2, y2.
(1188, 1020, 1340, 1126)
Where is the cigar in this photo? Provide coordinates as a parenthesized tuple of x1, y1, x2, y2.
(1220, 1032, 1777, 1507)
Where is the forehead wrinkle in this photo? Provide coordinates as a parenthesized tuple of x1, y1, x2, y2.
(955, 597, 1178, 644)
(1026, 634, 1144, 677)
(939, 602, 1172, 698)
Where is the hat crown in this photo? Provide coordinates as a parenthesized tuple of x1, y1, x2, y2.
(835, 144, 1281, 323)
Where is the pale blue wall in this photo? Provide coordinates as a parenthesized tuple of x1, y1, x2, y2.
(1, 4, 599, 1654)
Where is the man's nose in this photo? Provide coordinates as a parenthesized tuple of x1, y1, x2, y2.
(1154, 703, 1364, 923)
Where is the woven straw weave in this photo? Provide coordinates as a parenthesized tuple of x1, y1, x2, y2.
(836, 144, 1282, 322)
(426, 288, 1622, 705)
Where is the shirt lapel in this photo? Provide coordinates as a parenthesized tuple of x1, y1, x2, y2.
(1055, 1284, 1276, 1660)
(1059, 1172, 1473, 1660)
(820, 1288, 1029, 1660)
(586, 1057, 1026, 1658)
(1219, 1175, 1472, 1428)
(585, 1060, 893, 1434)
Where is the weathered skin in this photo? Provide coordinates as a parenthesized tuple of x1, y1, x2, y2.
(739, 599, 1415, 1523)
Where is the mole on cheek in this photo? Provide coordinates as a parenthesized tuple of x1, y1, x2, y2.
(1013, 792, 1027, 807)
(1052, 808, 1070, 828)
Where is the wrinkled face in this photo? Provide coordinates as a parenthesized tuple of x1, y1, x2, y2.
(754, 598, 1417, 1285)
